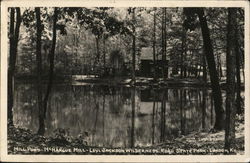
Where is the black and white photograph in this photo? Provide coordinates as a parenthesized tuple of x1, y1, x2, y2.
(0, 0, 250, 162)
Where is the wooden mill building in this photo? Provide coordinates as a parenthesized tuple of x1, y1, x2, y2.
(140, 47, 169, 77)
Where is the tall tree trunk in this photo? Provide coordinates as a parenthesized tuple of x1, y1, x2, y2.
(161, 8, 167, 81)
(235, 21, 242, 114)
(35, 7, 44, 135)
(103, 38, 106, 68)
(196, 8, 224, 130)
(198, 61, 202, 78)
(102, 94, 105, 140)
(130, 86, 135, 148)
(203, 50, 207, 83)
(39, 7, 58, 135)
(210, 93, 214, 125)
(8, 8, 15, 126)
(160, 90, 166, 141)
(240, 45, 245, 85)
(74, 29, 80, 74)
(132, 8, 136, 83)
(96, 35, 100, 63)
(8, 7, 21, 126)
(211, 26, 222, 80)
(93, 102, 99, 137)
(43, 7, 58, 116)
(181, 27, 186, 79)
(182, 89, 187, 135)
(13, 8, 21, 67)
(216, 53, 222, 80)
(152, 90, 156, 144)
(180, 90, 184, 135)
(202, 89, 207, 129)
(224, 8, 237, 153)
(153, 8, 156, 81)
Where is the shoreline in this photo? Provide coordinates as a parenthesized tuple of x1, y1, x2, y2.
(8, 115, 244, 155)
(14, 75, 245, 89)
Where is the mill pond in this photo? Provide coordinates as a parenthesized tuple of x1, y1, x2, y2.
(6, 6, 245, 155)
(12, 81, 243, 149)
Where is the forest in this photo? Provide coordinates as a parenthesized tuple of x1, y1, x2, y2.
(7, 7, 244, 155)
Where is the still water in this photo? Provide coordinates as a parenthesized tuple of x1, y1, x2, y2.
(13, 83, 217, 148)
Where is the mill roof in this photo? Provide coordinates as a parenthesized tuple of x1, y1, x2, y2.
(141, 47, 170, 60)
(140, 47, 153, 60)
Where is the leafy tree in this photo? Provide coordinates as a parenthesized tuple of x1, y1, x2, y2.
(184, 8, 224, 130)
(20, 7, 64, 135)
(62, 7, 130, 75)
(42, 7, 59, 135)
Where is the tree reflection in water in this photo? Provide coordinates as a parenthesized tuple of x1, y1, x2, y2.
(14, 83, 217, 148)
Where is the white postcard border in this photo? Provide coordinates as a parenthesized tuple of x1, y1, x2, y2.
(1, 0, 250, 162)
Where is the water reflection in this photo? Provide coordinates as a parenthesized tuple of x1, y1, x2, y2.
(13, 83, 215, 148)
